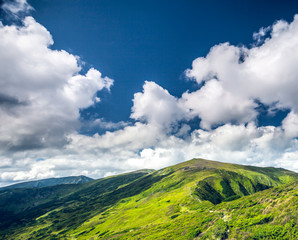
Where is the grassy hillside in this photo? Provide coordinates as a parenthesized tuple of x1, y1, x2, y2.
(0, 169, 152, 232)
(67, 180, 298, 240)
(0, 159, 297, 239)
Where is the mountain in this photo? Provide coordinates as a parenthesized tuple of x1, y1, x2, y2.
(1, 175, 93, 190)
(0, 169, 153, 231)
(0, 159, 297, 239)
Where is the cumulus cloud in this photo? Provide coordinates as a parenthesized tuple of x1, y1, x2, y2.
(185, 15, 298, 128)
(282, 111, 298, 138)
(131, 81, 189, 129)
(0, 16, 113, 151)
(181, 79, 257, 129)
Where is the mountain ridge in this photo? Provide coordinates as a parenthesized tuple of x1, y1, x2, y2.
(1, 175, 94, 190)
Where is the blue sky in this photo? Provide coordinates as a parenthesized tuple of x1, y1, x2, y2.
(30, 0, 298, 125)
(1, 0, 298, 186)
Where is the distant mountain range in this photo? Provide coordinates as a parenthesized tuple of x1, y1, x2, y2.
(0, 159, 297, 239)
(1, 175, 93, 190)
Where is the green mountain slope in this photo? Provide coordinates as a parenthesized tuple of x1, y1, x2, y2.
(73, 181, 297, 240)
(0, 159, 297, 240)
(0, 169, 153, 232)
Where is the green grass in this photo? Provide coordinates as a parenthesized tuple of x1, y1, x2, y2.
(69, 182, 297, 240)
(1, 159, 297, 240)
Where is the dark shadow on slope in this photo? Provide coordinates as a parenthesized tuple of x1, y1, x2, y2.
(194, 181, 223, 205)
(238, 182, 249, 196)
(220, 178, 236, 198)
(193, 170, 273, 205)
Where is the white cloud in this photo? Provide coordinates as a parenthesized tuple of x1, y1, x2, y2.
(1, 161, 55, 181)
(1, 119, 298, 186)
(126, 147, 185, 170)
(209, 123, 258, 151)
(90, 118, 129, 130)
(1, 0, 32, 16)
(253, 26, 271, 44)
(131, 81, 189, 129)
(185, 15, 298, 128)
(0, 16, 113, 151)
(275, 151, 298, 172)
(181, 79, 257, 129)
(282, 111, 298, 138)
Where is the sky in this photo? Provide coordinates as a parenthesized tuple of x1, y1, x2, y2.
(1, 0, 298, 186)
